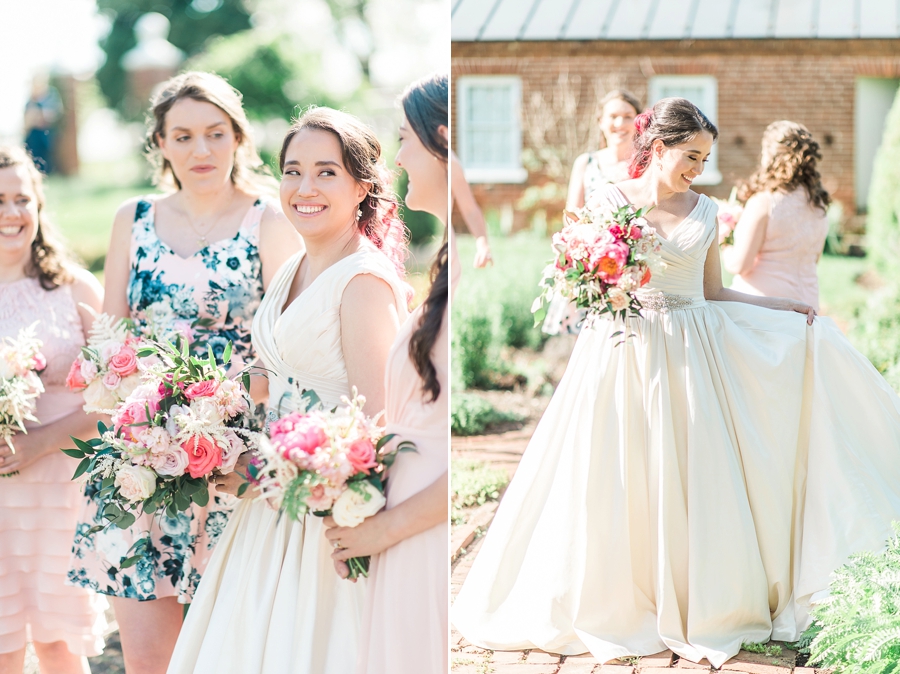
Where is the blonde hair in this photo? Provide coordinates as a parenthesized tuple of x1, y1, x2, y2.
(739, 120, 830, 211)
(144, 71, 277, 195)
(0, 146, 73, 289)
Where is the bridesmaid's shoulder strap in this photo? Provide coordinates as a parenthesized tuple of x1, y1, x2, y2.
(333, 247, 408, 312)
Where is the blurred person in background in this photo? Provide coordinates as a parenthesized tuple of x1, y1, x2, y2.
(451, 150, 492, 272)
(723, 120, 830, 311)
(543, 89, 641, 336)
(23, 73, 62, 175)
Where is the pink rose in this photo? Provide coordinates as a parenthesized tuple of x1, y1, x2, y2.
(220, 429, 245, 473)
(108, 345, 138, 376)
(32, 352, 46, 372)
(306, 483, 334, 512)
(114, 399, 159, 442)
(185, 379, 219, 400)
(102, 371, 121, 390)
(66, 359, 87, 391)
(182, 435, 223, 479)
(629, 225, 643, 239)
(150, 445, 190, 477)
(80, 359, 98, 383)
(346, 438, 377, 475)
(608, 224, 624, 239)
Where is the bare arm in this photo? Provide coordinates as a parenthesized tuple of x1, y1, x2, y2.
(703, 233, 816, 324)
(721, 192, 770, 276)
(103, 198, 141, 319)
(324, 470, 448, 566)
(340, 274, 402, 415)
(451, 152, 492, 267)
(566, 153, 590, 211)
(0, 269, 107, 474)
(258, 203, 304, 291)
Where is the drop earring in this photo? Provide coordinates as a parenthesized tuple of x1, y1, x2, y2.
(356, 208, 362, 220)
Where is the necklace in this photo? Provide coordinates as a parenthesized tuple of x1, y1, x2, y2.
(182, 190, 238, 249)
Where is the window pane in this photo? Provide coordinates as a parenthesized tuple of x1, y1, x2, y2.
(463, 81, 518, 169)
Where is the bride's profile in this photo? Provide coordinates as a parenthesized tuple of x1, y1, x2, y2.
(452, 97, 900, 667)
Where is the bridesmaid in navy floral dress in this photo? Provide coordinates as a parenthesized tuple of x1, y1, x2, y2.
(68, 72, 302, 674)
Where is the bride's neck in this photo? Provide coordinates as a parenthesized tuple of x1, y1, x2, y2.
(302, 225, 366, 283)
(636, 174, 679, 207)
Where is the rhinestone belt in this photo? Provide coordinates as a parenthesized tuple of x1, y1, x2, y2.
(636, 292, 695, 312)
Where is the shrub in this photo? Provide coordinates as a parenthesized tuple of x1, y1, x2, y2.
(850, 280, 900, 391)
(804, 522, 900, 673)
(866, 86, 900, 276)
(453, 315, 494, 390)
(451, 393, 524, 436)
(451, 459, 509, 510)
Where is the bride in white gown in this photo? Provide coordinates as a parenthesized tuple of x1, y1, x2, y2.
(452, 97, 900, 667)
(167, 108, 409, 673)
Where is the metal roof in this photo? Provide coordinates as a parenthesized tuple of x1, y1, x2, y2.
(451, 0, 900, 41)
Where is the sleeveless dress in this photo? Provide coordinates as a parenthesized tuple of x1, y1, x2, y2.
(0, 277, 107, 655)
(167, 244, 410, 674)
(68, 197, 266, 602)
(357, 299, 449, 674)
(543, 152, 629, 336)
(452, 184, 900, 667)
(730, 188, 829, 311)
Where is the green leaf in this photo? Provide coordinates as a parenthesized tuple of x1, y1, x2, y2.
(73, 457, 91, 479)
(119, 554, 143, 569)
(237, 482, 249, 497)
(72, 437, 95, 453)
(97, 420, 108, 435)
(136, 348, 156, 357)
(192, 487, 209, 507)
(173, 491, 190, 511)
(222, 342, 233, 365)
(376, 433, 397, 451)
(61, 448, 85, 459)
(242, 371, 251, 393)
(117, 512, 136, 529)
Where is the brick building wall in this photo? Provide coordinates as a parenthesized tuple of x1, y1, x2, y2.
(451, 39, 900, 234)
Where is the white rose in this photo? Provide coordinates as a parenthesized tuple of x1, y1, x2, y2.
(190, 397, 224, 424)
(118, 374, 142, 399)
(149, 445, 190, 477)
(331, 482, 386, 528)
(114, 464, 157, 502)
(83, 379, 120, 413)
(607, 287, 631, 312)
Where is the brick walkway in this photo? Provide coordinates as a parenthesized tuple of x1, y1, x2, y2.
(450, 430, 817, 674)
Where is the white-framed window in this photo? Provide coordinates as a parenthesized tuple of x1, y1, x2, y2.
(456, 76, 528, 184)
(647, 75, 721, 185)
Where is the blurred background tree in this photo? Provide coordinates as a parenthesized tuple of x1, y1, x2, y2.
(96, 0, 252, 119)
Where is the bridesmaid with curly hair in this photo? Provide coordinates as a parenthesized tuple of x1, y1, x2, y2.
(723, 121, 830, 310)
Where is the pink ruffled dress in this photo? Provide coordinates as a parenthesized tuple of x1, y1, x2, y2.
(0, 277, 107, 655)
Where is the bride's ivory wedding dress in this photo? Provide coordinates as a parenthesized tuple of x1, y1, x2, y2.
(452, 184, 900, 667)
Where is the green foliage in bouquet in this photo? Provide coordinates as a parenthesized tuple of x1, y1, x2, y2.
(867, 86, 900, 277)
(803, 522, 900, 673)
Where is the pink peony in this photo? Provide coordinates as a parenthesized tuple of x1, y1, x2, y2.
(32, 352, 46, 372)
(182, 435, 223, 479)
(591, 241, 630, 281)
(608, 224, 624, 239)
(66, 359, 88, 391)
(108, 345, 138, 376)
(185, 379, 219, 400)
(346, 438, 377, 475)
(274, 416, 328, 460)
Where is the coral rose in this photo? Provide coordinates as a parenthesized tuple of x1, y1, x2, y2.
(66, 359, 87, 391)
(185, 379, 219, 400)
(182, 435, 223, 479)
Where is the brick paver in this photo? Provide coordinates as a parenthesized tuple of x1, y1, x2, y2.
(451, 429, 807, 674)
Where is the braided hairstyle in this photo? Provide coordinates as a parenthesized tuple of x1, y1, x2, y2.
(628, 97, 718, 179)
(738, 120, 831, 211)
(401, 73, 448, 403)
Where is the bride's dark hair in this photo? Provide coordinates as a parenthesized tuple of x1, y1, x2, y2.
(629, 97, 718, 179)
(401, 73, 448, 403)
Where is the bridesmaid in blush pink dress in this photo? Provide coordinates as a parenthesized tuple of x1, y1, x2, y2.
(0, 147, 107, 674)
(323, 73, 450, 674)
(723, 121, 830, 311)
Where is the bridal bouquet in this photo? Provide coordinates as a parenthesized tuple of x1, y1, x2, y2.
(66, 313, 144, 413)
(532, 202, 664, 326)
(64, 338, 255, 532)
(250, 388, 414, 579)
(0, 324, 46, 473)
(712, 188, 743, 247)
